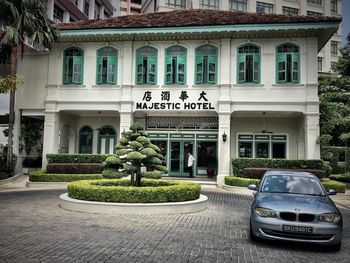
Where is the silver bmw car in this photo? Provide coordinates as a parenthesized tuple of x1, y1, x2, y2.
(248, 171, 343, 250)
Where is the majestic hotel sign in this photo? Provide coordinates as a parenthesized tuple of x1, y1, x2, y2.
(134, 90, 217, 111)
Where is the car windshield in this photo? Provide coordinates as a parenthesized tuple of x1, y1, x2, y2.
(261, 174, 325, 196)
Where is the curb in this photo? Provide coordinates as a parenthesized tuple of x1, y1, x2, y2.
(26, 181, 67, 189)
(222, 184, 255, 196)
(0, 172, 24, 186)
(59, 193, 208, 215)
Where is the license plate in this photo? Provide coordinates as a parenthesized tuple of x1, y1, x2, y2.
(282, 225, 313, 233)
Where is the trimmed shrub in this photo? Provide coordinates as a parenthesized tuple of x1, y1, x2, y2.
(47, 154, 109, 164)
(244, 168, 325, 179)
(322, 180, 346, 193)
(232, 158, 325, 177)
(321, 146, 350, 174)
(68, 179, 201, 203)
(225, 176, 261, 187)
(0, 153, 17, 178)
(46, 163, 102, 174)
(101, 169, 125, 179)
(142, 171, 162, 179)
(329, 173, 350, 183)
(29, 170, 103, 182)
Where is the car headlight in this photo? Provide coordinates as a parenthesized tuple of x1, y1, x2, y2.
(319, 212, 341, 223)
(254, 207, 277, 218)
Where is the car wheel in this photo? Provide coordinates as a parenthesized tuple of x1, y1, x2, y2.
(249, 223, 259, 242)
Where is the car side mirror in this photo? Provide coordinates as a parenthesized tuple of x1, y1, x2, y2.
(327, 189, 337, 196)
(248, 184, 258, 191)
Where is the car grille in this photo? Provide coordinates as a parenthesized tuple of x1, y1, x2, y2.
(279, 212, 315, 222)
(261, 229, 333, 241)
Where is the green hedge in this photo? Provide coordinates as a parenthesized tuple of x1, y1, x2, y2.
(322, 180, 346, 193)
(46, 154, 110, 164)
(232, 158, 325, 177)
(46, 163, 102, 174)
(224, 176, 260, 187)
(329, 173, 350, 183)
(29, 170, 103, 182)
(68, 179, 201, 203)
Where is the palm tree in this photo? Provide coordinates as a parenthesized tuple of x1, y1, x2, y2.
(0, 0, 58, 176)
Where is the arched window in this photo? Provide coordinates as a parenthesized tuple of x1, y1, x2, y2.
(79, 126, 93, 153)
(96, 47, 118, 85)
(165, 45, 187, 85)
(98, 125, 116, 154)
(63, 47, 84, 84)
(237, 44, 260, 84)
(276, 43, 300, 83)
(136, 46, 157, 85)
(195, 45, 218, 84)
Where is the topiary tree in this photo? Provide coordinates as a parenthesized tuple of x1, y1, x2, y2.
(102, 122, 168, 186)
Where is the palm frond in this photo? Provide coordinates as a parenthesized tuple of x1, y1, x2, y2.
(0, 0, 19, 21)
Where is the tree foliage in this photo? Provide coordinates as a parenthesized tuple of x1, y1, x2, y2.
(0, 75, 23, 94)
(319, 33, 350, 147)
(102, 123, 168, 187)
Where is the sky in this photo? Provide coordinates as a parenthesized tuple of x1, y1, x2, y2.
(0, 3, 350, 114)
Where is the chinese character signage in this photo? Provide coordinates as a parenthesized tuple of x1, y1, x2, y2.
(135, 90, 216, 111)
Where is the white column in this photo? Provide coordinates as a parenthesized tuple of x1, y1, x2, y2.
(63, 11, 70, 23)
(42, 112, 59, 169)
(304, 114, 320, 159)
(89, 0, 96, 19)
(221, 0, 229, 10)
(13, 108, 21, 172)
(120, 113, 133, 138)
(220, 39, 231, 85)
(92, 129, 99, 154)
(47, 0, 54, 21)
(275, 0, 282, 14)
(100, 6, 105, 18)
(78, 0, 84, 11)
(68, 128, 76, 154)
(248, 0, 257, 12)
(217, 113, 231, 187)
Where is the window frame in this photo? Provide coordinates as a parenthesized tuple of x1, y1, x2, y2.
(256, 1, 274, 14)
(200, 0, 219, 9)
(282, 6, 299, 16)
(331, 41, 338, 56)
(236, 44, 261, 84)
(78, 125, 93, 154)
(195, 44, 218, 85)
(164, 45, 187, 85)
(135, 46, 158, 85)
(276, 43, 300, 84)
(96, 46, 118, 85)
(166, 0, 186, 8)
(229, 0, 247, 11)
(63, 47, 84, 85)
(237, 133, 288, 159)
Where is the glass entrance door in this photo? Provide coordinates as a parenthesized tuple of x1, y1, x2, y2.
(170, 141, 194, 176)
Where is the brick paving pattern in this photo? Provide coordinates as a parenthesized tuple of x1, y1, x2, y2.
(0, 188, 349, 263)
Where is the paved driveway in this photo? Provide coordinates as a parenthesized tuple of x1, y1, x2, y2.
(0, 188, 349, 263)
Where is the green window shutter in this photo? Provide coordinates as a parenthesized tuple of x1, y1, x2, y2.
(207, 55, 217, 84)
(176, 55, 186, 85)
(63, 55, 69, 84)
(165, 55, 173, 84)
(237, 53, 246, 83)
(292, 53, 300, 83)
(96, 56, 103, 84)
(136, 56, 144, 84)
(253, 53, 260, 84)
(72, 55, 83, 84)
(107, 55, 117, 84)
(276, 53, 287, 83)
(195, 55, 204, 84)
(147, 56, 157, 84)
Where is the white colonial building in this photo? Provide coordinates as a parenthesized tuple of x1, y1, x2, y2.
(14, 9, 340, 185)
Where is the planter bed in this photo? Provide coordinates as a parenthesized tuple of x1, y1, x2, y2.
(60, 179, 207, 214)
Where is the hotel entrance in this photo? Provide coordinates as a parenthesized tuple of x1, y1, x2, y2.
(149, 133, 218, 177)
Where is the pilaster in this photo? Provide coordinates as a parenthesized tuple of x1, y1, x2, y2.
(42, 112, 60, 169)
(304, 114, 320, 159)
(217, 113, 231, 187)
